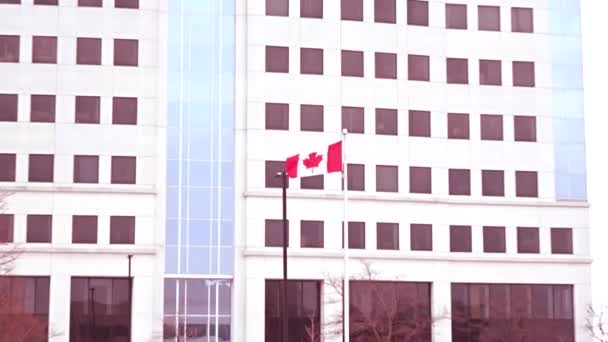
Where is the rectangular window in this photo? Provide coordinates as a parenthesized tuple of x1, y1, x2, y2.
(341, 0, 362, 21)
(301, 220, 323, 248)
(31, 95, 56, 123)
(376, 165, 398, 192)
(266, 0, 288, 16)
(266, 46, 289, 73)
(408, 54, 430, 81)
(265, 160, 285, 188)
(551, 228, 573, 254)
(409, 110, 430, 137)
(479, 59, 502, 85)
(28, 154, 54, 183)
(478, 5, 500, 31)
(0, 153, 16, 181)
(0, 35, 19, 63)
(115, 0, 138, 8)
(300, 48, 323, 75)
(0, 0, 21, 3)
(513, 61, 535, 87)
(447, 113, 469, 139)
(110, 216, 135, 244)
(265, 219, 288, 247)
(0, 93, 18, 121)
(516, 171, 538, 198)
(34, 0, 58, 4)
(76, 37, 102, 65)
(407, 0, 428, 26)
(341, 50, 364, 77)
(411, 224, 432, 251)
(0, 276, 50, 340)
(342, 106, 364, 134)
(480, 114, 503, 140)
(447, 58, 469, 84)
(450, 225, 471, 252)
(482, 170, 504, 197)
(512, 7, 533, 33)
(375, 52, 397, 79)
(517, 227, 539, 254)
(26, 215, 52, 243)
(301, 174, 324, 189)
(111, 156, 136, 184)
(112, 97, 137, 125)
(75, 96, 100, 124)
(74, 155, 99, 183)
(0, 214, 14, 243)
(483, 226, 506, 253)
(374, 0, 396, 23)
(300, 104, 323, 131)
(514, 115, 537, 142)
(301, 0, 322, 18)
(446, 3, 467, 29)
(32, 36, 57, 64)
(409, 166, 431, 194)
(346, 163, 365, 191)
(265, 103, 289, 130)
(375, 108, 397, 135)
(79, 0, 102, 6)
(377, 222, 399, 250)
(114, 39, 138, 66)
(72, 215, 98, 243)
(449, 169, 471, 196)
(265, 280, 320, 341)
(343, 222, 365, 249)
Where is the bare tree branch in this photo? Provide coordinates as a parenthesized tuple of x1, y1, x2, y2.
(587, 305, 608, 342)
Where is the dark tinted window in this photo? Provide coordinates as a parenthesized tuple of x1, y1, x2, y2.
(300, 48, 323, 75)
(343, 222, 365, 249)
(448, 113, 469, 139)
(32, 36, 57, 63)
(446, 3, 467, 29)
(517, 227, 539, 254)
(0, 153, 16, 181)
(515, 171, 538, 197)
(342, 106, 364, 134)
(0, 214, 14, 243)
(0, 276, 50, 341)
(375, 52, 397, 79)
(551, 228, 573, 254)
(26, 215, 52, 243)
(478, 5, 500, 31)
(514, 115, 536, 142)
(300, 104, 323, 131)
(0, 93, 18, 121)
(376, 165, 398, 192)
(512, 7, 533, 33)
(301, 175, 324, 189)
(408, 54, 430, 81)
(266, 0, 288, 16)
(265, 160, 285, 188)
(72, 215, 98, 243)
(301, 220, 323, 248)
(301, 0, 322, 18)
(110, 216, 135, 244)
(115, 0, 138, 8)
(76, 37, 101, 65)
(374, 0, 396, 23)
(265, 280, 320, 341)
(34, 0, 57, 4)
(450, 225, 471, 252)
(111, 156, 136, 184)
(341, 0, 362, 21)
(75, 96, 100, 124)
(74, 155, 99, 183)
(265, 103, 289, 130)
(265, 46, 289, 73)
(112, 97, 137, 125)
(449, 169, 470, 195)
(375, 108, 397, 135)
(346, 163, 364, 191)
(513, 61, 535, 87)
(479, 59, 502, 85)
(29, 154, 54, 182)
(79, 0, 102, 6)
(409, 110, 430, 137)
(114, 39, 138, 66)
(480, 114, 503, 140)
(411, 224, 432, 251)
(408, 0, 428, 26)
(482, 170, 504, 197)
(0, 35, 19, 63)
(483, 226, 505, 253)
(341, 50, 363, 77)
(377, 222, 399, 250)
(0, 0, 21, 3)
(265, 219, 288, 247)
(409, 166, 431, 194)
(447, 58, 468, 84)
(31, 95, 56, 123)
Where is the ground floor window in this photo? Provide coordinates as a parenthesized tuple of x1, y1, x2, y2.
(0, 276, 50, 342)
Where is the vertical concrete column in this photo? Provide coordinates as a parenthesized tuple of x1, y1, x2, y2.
(432, 280, 452, 342)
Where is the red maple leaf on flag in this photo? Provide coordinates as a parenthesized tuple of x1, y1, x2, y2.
(303, 152, 323, 171)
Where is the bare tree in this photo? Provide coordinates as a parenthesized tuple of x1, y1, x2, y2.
(587, 306, 608, 342)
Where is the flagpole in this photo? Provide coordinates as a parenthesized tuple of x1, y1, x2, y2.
(281, 170, 289, 342)
(342, 128, 350, 342)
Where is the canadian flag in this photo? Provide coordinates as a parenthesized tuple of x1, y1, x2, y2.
(285, 141, 342, 178)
